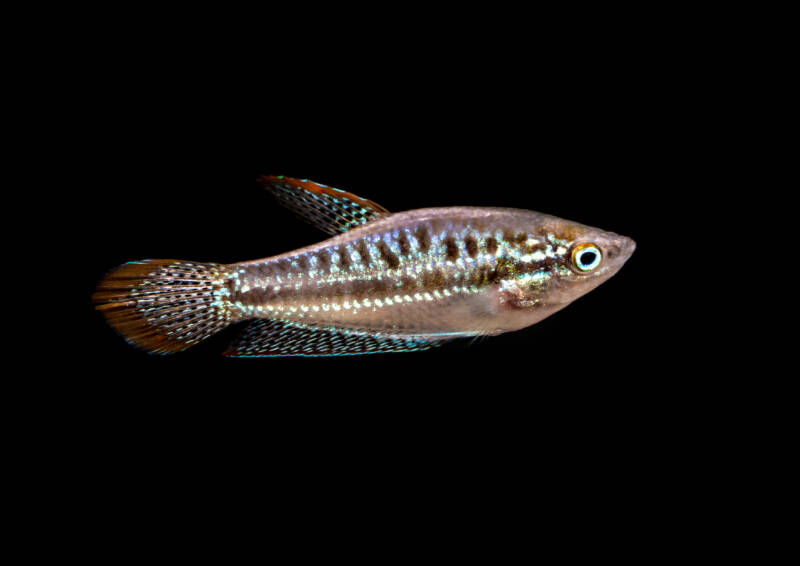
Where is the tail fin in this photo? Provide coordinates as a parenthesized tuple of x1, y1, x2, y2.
(93, 259, 235, 354)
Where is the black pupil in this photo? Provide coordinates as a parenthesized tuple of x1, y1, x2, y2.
(580, 251, 596, 266)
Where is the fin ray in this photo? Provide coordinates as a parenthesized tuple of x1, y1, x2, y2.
(259, 175, 389, 235)
(93, 260, 235, 354)
(224, 319, 444, 357)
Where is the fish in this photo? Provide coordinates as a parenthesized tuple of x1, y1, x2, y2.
(93, 175, 636, 356)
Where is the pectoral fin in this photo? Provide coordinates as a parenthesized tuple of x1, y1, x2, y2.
(223, 319, 444, 357)
(259, 175, 389, 235)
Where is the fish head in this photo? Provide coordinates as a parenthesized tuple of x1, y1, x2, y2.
(493, 212, 636, 331)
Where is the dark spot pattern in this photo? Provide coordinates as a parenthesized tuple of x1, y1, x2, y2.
(465, 235, 478, 258)
(523, 241, 544, 254)
(445, 237, 459, 261)
(376, 240, 400, 269)
(485, 237, 498, 255)
(354, 240, 370, 264)
(396, 232, 411, 256)
(337, 246, 351, 270)
(415, 226, 430, 253)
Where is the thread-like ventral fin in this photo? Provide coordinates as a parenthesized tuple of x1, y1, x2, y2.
(224, 319, 444, 357)
(259, 175, 389, 235)
(93, 260, 234, 354)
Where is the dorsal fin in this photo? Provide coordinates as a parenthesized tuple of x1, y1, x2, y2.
(259, 175, 389, 235)
(223, 319, 444, 357)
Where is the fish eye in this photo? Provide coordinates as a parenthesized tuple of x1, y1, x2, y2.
(571, 243, 602, 272)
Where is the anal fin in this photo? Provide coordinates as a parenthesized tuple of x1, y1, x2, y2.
(223, 319, 444, 357)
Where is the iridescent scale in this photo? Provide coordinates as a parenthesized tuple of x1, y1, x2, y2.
(93, 175, 634, 356)
(228, 207, 571, 339)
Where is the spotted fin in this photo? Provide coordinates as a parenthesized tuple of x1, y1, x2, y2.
(93, 260, 235, 354)
(223, 319, 443, 357)
(259, 175, 389, 235)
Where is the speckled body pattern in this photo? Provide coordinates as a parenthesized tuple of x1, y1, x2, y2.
(227, 206, 634, 339)
(94, 176, 635, 356)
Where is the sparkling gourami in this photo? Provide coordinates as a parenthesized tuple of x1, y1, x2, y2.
(93, 176, 636, 356)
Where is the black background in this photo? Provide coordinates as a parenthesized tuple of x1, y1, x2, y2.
(74, 78, 674, 476)
(54, 16, 708, 546)
(79, 91, 662, 412)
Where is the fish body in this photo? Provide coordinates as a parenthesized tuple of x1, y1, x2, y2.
(94, 177, 635, 356)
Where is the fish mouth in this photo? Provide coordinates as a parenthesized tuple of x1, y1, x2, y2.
(602, 235, 636, 266)
(621, 237, 636, 259)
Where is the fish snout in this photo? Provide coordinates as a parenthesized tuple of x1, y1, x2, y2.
(603, 235, 636, 266)
(621, 236, 636, 259)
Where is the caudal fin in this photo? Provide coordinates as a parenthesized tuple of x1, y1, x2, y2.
(93, 260, 235, 354)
